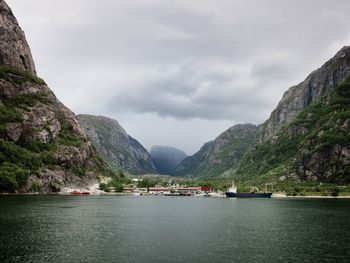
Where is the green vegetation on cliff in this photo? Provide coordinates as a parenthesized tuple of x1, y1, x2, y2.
(175, 124, 257, 178)
(235, 76, 350, 186)
(0, 69, 115, 193)
(0, 65, 45, 85)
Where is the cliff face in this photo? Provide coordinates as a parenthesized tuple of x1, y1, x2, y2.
(78, 114, 157, 175)
(0, 1, 36, 74)
(150, 145, 187, 175)
(0, 0, 112, 193)
(258, 46, 350, 143)
(175, 124, 257, 178)
(235, 47, 350, 185)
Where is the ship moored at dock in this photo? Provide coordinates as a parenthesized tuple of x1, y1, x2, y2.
(225, 181, 272, 198)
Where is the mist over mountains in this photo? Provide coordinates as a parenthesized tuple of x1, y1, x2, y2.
(150, 145, 187, 175)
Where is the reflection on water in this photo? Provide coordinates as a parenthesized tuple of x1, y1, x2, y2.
(0, 196, 350, 263)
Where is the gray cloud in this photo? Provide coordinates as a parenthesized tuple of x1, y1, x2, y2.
(107, 62, 271, 121)
(6, 0, 350, 153)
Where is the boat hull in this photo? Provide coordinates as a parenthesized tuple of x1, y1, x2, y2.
(225, 192, 272, 198)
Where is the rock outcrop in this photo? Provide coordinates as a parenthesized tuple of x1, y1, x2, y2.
(235, 47, 350, 185)
(0, 1, 36, 74)
(78, 114, 157, 175)
(150, 145, 187, 175)
(258, 46, 350, 142)
(175, 124, 257, 178)
(0, 0, 112, 193)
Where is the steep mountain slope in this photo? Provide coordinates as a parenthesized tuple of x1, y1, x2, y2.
(150, 145, 187, 175)
(0, 0, 113, 193)
(175, 124, 257, 178)
(78, 114, 157, 175)
(0, 1, 36, 75)
(257, 46, 350, 143)
(235, 47, 350, 185)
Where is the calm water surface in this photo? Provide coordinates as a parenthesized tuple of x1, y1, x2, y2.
(0, 196, 350, 263)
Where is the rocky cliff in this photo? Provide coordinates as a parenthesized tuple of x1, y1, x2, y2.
(175, 124, 257, 178)
(0, 1, 36, 74)
(258, 46, 350, 142)
(235, 47, 350, 185)
(78, 114, 157, 175)
(0, 0, 113, 193)
(150, 145, 187, 175)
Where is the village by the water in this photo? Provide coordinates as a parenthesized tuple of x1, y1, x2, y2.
(60, 175, 288, 199)
(65, 178, 226, 198)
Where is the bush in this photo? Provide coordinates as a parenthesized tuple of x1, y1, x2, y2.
(0, 65, 46, 85)
(30, 181, 42, 192)
(0, 164, 30, 192)
(0, 140, 42, 170)
(99, 183, 107, 191)
(137, 178, 157, 189)
(0, 172, 18, 193)
(331, 187, 340, 197)
(115, 183, 124, 193)
(293, 187, 301, 193)
(6, 92, 49, 109)
(0, 106, 23, 123)
(73, 167, 85, 177)
(117, 170, 125, 178)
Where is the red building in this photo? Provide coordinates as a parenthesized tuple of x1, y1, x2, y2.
(201, 186, 213, 192)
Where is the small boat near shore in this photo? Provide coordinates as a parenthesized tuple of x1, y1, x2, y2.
(225, 181, 272, 198)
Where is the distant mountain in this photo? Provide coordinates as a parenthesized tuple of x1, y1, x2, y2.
(150, 145, 187, 175)
(235, 46, 350, 185)
(175, 124, 257, 178)
(78, 114, 157, 175)
(0, 1, 113, 193)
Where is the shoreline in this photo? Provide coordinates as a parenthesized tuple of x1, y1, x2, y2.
(273, 195, 350, 199)
(1, 192, 350, 199)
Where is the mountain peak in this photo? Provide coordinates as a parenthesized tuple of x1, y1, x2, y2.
(0, 0, 36, 74)
(78, 114, 157, 175)
(175, 123, 257, 178)
(258, 45, 350, 142)
(0, 1, 111, 193)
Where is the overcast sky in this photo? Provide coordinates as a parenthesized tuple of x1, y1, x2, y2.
(7, 0, 350, 154)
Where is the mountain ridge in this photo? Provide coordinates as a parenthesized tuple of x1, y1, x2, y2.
(0, 0, 114, 193)
(78, 114, 157, 175)
(257, 46, 350, 143)
(234, 46, 350, 186)
(174, 47, 350, 185)
(175, 123, 257, 178)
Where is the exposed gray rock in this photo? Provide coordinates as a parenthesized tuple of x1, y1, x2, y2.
(78, 114, 157, 175)
(0, 0, 110, 193)
(258, 46, 350, 142)
(235, 47, 350, 184)
(175, 123, 257, 178)
(0, 0, 36, 74)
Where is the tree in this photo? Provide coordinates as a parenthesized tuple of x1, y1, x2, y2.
(115, 183, 124, 193)
(99, 183, 107, 191)
(117, 170, 125, 178)
(137, 178, 157, 189)
(331, 187, 340, 197)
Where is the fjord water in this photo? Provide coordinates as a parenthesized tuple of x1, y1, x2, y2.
(0, 196, 349, 263)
